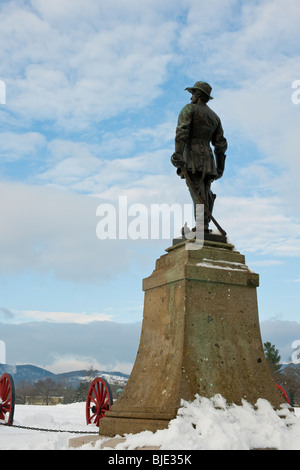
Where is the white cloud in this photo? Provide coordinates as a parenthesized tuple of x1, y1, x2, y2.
(0, 131, 46, 161)
(33, 125, 175, 197)
(249, 260, 284, 267)
(0, 182, 143, 282)
(38, 153, 102, 187)
(44, 355, 106, 375)
(180, 0, 300, 79)
(215, 195, 300, 257)
(30, 0, 177, 27)
(0, 0, 178, 130)
(180, 0, 238, 40)
(15, 309, 114, 324)
(1, 320, 142, 372)
(44, 355, 134, 375)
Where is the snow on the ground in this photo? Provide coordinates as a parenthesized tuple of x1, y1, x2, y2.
(0, 402, 98, 450)
(103, 396, 300, 451)
(0, 395, 300, 450)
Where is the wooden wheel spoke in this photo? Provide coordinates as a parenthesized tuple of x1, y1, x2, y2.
(90, 394, 98, 405)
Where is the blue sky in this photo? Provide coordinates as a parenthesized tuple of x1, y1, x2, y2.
(0, 0, 300, 372)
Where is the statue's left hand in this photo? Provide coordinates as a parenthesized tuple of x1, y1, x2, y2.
(216, 169, 224, 179)
(171, 152, 185, 168)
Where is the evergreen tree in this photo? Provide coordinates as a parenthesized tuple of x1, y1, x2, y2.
(74, 381, 90, 402)
(263, 341, 281, 374)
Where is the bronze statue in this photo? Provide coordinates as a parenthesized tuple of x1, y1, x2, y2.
(171, 81, 227, 234)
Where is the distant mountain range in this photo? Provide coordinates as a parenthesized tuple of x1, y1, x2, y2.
(0, 363, 129, 388)
(2, 362, 299, 405)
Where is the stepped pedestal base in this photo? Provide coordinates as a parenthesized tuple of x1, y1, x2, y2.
(99, 239, 284, 437)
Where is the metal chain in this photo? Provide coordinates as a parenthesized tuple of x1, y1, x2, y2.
(0, 422, 99, 434)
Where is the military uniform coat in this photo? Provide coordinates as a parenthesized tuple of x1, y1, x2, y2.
(175, 102, 227, 178)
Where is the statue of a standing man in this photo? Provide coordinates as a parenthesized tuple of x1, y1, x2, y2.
(171, 81, 227, 233)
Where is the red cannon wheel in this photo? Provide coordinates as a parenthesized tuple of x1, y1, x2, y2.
(0, 373, 15, 425)
(276, 383, 292, 406)
(86, 377, 113, 427)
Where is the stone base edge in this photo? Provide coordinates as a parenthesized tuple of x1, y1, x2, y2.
(98, 416, 170, 437)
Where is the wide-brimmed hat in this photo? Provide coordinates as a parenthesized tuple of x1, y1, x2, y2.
(185, 81, 213, 100)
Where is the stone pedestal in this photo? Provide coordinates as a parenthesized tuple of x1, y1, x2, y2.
(99, 239, 284, 437)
